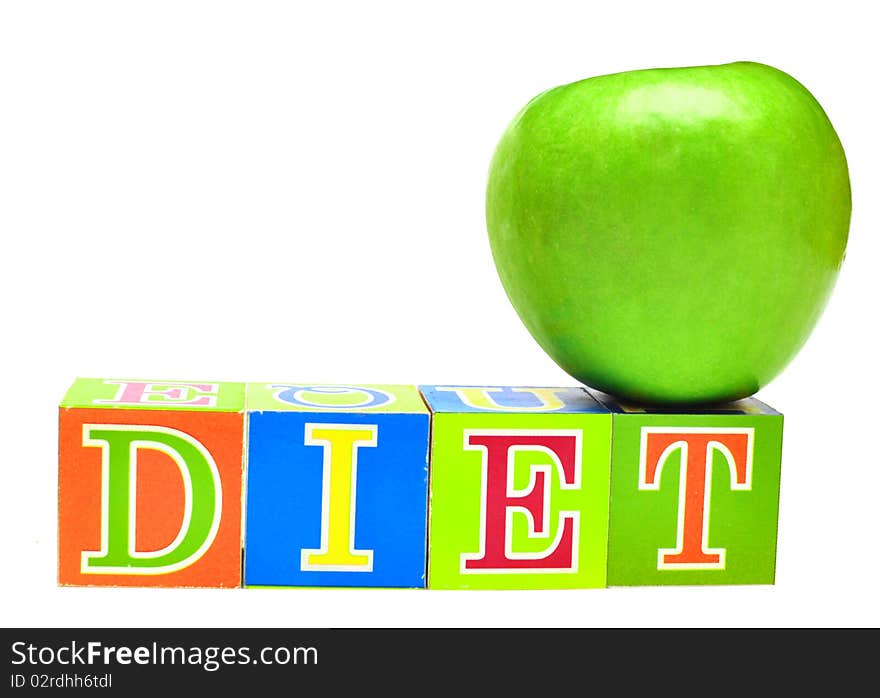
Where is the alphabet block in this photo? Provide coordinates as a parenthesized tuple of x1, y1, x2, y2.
(419, 386, 613, 589)
(593, 391, 783, 586)
(58, 378, 246, 587)
(243, 384, 430, 588)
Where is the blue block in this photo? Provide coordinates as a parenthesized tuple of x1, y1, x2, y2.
(243, 384, 430, 588)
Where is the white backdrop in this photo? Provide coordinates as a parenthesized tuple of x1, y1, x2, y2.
(1, 1, 877, 627)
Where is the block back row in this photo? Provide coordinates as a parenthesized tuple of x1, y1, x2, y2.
(58, 380, 783, 589)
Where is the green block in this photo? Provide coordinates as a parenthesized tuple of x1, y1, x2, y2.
(60, 377, 246, 412)
(419, 386, 612, 589)
(595, 391, 783, 586)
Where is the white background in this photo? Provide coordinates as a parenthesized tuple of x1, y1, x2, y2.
(1, 1, 877, 628)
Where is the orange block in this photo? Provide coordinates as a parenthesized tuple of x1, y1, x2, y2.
(58, 379, 245, 588)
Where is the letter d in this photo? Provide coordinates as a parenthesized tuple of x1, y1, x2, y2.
(81, 424, 222, 575)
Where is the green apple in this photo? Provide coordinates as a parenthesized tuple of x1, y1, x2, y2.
(486, 61, 851, 404)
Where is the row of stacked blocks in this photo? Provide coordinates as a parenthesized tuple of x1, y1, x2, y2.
(58, 379, 783, 588)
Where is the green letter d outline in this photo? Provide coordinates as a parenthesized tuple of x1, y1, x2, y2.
(81, 424, 222, 575)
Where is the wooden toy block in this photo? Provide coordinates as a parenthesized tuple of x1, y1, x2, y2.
(58, 378, 246, 588)
(592, 391, 784, 586)
(419, 386, 613, 589)
(243, 384, 430, 588)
